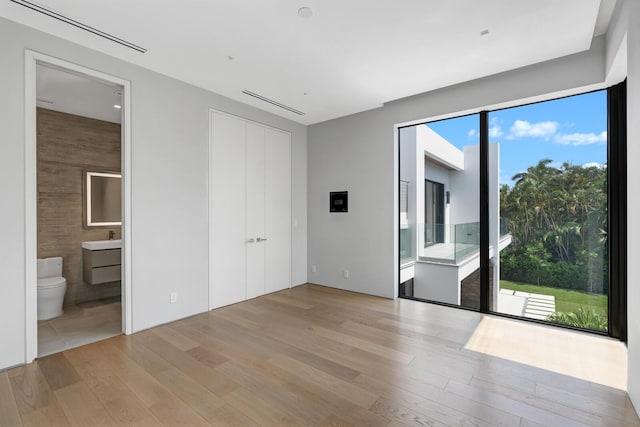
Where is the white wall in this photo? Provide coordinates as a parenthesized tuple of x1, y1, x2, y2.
(413, 262, 459, 304)
(0, 17, 307, 370)
(622, 0, 640, 413)
(605, 0, 628, 83)
(424, 162, 451, 191)
(418, 125, 465, 170)
(450, 146, 480, 227)
(308, 36, 605, 299)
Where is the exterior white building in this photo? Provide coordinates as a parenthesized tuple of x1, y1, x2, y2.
(399, 124, 511, 308)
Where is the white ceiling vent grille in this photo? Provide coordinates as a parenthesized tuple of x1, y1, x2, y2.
(9, 0, 147, 53)
(242, 90, 305, 116)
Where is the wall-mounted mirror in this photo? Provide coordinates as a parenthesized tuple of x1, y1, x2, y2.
(84, 171, 121, 227)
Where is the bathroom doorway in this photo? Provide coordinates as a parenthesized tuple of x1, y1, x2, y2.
(24, 51, 132, 361)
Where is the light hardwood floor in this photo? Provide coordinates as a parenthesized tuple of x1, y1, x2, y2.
(1, 284, 638, 426)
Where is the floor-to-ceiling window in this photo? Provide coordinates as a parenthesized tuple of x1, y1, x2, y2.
(398, 83, 626, 338)
(490, 90, 608, 332)
(398, 113, 481, 310)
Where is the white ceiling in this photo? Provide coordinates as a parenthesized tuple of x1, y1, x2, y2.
(2, 0, 613, 125)
(37, 64, 123, 124)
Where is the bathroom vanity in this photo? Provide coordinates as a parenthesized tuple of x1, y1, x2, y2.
(82, 240, 122, 285)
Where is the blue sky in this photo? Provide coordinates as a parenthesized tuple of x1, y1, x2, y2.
(426, 90, 607, 186)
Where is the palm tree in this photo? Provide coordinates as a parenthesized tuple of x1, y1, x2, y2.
(501, 159, 607, 292)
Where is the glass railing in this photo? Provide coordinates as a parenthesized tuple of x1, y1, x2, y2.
(500, 217, 510, 238)
(400, 224, 413, 264)
(416, 220, 510, 263)
(419, 222, 480, 263)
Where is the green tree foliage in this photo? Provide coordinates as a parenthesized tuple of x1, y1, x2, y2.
(500, 159, 607, 293)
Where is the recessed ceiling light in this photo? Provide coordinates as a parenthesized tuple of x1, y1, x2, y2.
(113, 104, 122, 109)
(298, 7, 313, 18)
(480, 29, 489, 36)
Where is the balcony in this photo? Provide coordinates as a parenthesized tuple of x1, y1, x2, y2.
(418, 220, 511, 264)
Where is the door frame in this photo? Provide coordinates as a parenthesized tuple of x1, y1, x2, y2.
(24, 50, 133, 362)
(208, 108, 292, 311)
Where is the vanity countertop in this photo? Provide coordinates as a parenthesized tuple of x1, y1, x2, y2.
(81, 239, 122, 250)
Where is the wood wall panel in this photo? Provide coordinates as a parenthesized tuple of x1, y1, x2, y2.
(37, 108, 121, 306)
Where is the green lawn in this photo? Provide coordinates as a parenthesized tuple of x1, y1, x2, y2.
(500, 280, 607, 316)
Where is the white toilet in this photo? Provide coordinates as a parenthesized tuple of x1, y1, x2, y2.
(37, 257, 67, 321)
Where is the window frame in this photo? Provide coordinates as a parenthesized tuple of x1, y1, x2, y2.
(398, 84, 627, 340)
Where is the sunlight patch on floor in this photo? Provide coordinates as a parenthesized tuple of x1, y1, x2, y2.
(464, 315, 627, 390)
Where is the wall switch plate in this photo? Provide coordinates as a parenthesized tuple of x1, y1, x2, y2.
(311, 265, 317, 273)
(170, 292, 177, 303)
(343, 269, 349, 279)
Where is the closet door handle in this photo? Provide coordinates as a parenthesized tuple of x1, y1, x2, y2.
(257, 237, 267, 242)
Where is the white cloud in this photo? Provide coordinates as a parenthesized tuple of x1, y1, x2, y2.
(508, 120, 559, 139)
(468, 129, 477, 138)
(489, 125, 503, 138)
(488, 117, 504, 139)
(494, 118, 605, 148)
(583, 162, 604, 169)
(555, 131, 607, 146)
(549, 161, 563, 169)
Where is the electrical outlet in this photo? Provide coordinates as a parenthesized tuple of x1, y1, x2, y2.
(343, 269, 349, 279)
(170, 292, 177, 304)
(311, 265, 317, 273)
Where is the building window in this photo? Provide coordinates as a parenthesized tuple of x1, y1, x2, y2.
(425, 180, 445, 246)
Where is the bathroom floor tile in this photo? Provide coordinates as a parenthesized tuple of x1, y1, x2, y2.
(37, 301, 122, 357)
(37, 323, 60, 351)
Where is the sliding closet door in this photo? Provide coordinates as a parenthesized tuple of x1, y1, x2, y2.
(265, 128, 291, 293)
(246, 123, 266, 299)
(210, 111, 247, 308)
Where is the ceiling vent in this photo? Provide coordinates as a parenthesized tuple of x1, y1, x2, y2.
(10, 0, 147, 53)
(242, 90, 305, 116)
